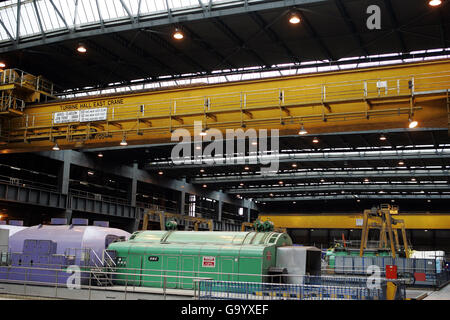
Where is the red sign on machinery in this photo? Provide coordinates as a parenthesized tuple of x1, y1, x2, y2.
(202, 256, 216, 268)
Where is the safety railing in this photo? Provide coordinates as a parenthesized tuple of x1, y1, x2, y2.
(324, 257, 450, 288)
(11, 69, 450, 131)
(0, 92, 25, 111)
(0, 173, 58, 192)
(195, 279, 389, 300)
(0, 262, 405, 300)
(0, 68, 54, 96)
(69, 189, 131, 206)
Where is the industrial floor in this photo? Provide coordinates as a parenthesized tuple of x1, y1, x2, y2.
(424, 283, 450, 300)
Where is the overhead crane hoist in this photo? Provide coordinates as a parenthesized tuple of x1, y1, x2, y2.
(0, 59, 449, 153)
(359, 204, 410, 259)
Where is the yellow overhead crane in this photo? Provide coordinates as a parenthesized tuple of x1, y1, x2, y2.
(0, 59, 449, 153)
(258, 212, 450, 230)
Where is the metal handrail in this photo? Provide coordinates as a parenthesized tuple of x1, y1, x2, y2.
(11, 69, 450, 130)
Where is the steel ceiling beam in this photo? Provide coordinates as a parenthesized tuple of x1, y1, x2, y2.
(181, 24, 237, 69)
(109, 32, 178, 76)
(211, 17, 269, 67)
(257, 194, 450, 202)
(192, 169, 450, 183)
(297, 10, 335, 61)
(248, 11, 301, 64)
(333, 0, 368, 56)
(383, 0, 407, 53)
(148, 149, 450, 170)
(49, 0, 69, 31)
(15, 0, 21, 42)
(140, 29, 210, 72)
(32, 0, 45, 38)
(0, 0, 329, 53)
(227, 183, 450, 194)
(0, 19, 14, 42)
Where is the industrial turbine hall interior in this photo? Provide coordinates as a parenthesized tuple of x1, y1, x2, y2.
(0, 0, 449, 302)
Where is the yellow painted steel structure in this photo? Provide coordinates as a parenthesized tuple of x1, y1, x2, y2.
(1, 59, 449, 153)
(258, 213, 450, 230)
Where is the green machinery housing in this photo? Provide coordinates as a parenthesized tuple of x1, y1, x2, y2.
(107, 230, 293, 289)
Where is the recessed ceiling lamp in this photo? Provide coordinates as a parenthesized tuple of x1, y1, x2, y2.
(173, 28, 184, 40)
(408, 117, 418, 129)
(200, 169, 205, 173)
(292, 163, 298, 168)
(398, 160, 405, 166)
(158, 171, 164, 175)
(379, 134, 387, 141)
(298, 124, 308, 135)
(289, 12, 301, 24)
(77, 43, 87, 53)
(202, 184, 207, 188)
(52, 142, 60, 151)
(278, 181, 283, 185)
(120, 137, 128, 146)
(429, 0, 442, 6)
(97, 153, 103, 158)
(312, 137, 319, 143)
(244, 166, 250, 170)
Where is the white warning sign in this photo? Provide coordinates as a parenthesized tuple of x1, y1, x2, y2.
(52, 108, 107, 124)
(80, 108, 107, 122)
(53, 110, 80, 124)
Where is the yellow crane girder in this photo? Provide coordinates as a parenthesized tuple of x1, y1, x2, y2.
(1, 59, 449, 153)
(258, 213, 450, 230)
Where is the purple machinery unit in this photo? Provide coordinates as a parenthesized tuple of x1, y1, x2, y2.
(0, 223, 130, 285)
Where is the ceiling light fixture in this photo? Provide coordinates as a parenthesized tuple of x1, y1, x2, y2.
(52, 142, 60, 151)
(312, 137, 319, 143)
(298, 124, 308, 135)
(120, 137, 128, 146)
(289, 12, 301, 24)
(97, 153, 103, 158)
(292, 163, 297, 168)
(77, 43, 87, 53)
(158, 171, 164, 175)
(398, 160, 405, 166)
(429, 0, 442, 6)
(0, 62, 5, 68)
(379, 134, 387, 141)
(408, 117, 418, 129)
(173, 28, 184, 40)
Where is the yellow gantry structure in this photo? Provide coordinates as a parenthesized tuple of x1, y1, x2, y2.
(0, 59, 449, 153)
(258, 213, 450, 230)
